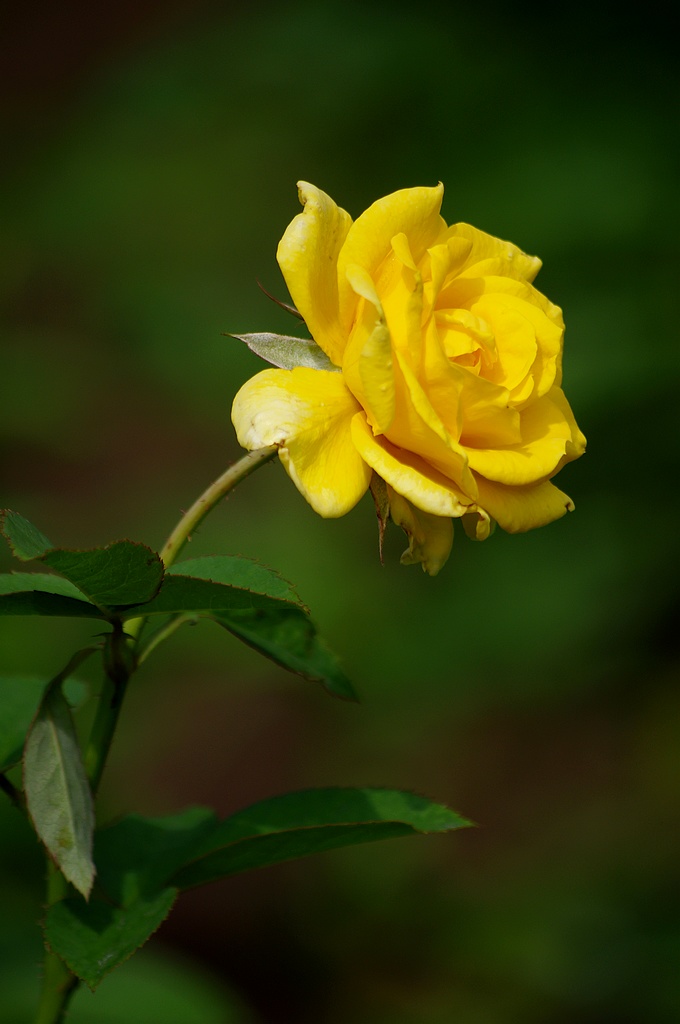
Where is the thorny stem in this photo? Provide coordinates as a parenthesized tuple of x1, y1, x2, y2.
(160, 445, 278, 569)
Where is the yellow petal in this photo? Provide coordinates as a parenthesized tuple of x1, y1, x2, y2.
(473, 474, 575, 533)
(232, 368, 371, 517)
(337, 184, 446, 331)
(389, 349, 479, 497)
(424, 237, 473, 312)
(461, 508, 493, 541)
(469, 293, 539, 393)
(548, 387, 587, 464)
(384, 234, 425, 368)
(465, 391, 577, 485)
(447, 223, 542, 283)
(342, 263, 395, 433)
(422, 317, 522, 449)
(387, 487, 454, 575)
(351, 413, 473, 517)
(277, 182, 352, 367)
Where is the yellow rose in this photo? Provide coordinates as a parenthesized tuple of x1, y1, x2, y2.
(232, 182, 585, 574)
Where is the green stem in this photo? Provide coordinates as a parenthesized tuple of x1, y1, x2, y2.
(125, 445, 278, 643)
(136, 613, 199, 666)
(0, 772, 26, 812)
(160, 445, 278, 569)
(34, 865, 77, 1024)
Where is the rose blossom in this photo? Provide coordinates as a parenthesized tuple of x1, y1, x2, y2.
(232, 182, 585, 574)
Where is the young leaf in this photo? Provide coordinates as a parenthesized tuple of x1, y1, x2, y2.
(230, 332, 338, 371)
(24, 682, 95, 899)
(43, 889, 177, 989)
(170, 788, 472, 890)
(0, 573, 104, 619)
(213, 607, 356, 700)
(0, 675, 88, 773)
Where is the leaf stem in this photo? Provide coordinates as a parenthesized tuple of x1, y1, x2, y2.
(136, 613, 199, 666)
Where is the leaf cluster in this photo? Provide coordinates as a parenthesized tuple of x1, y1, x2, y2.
(0, 510, 470, 992)
(0, 509, 353, 699)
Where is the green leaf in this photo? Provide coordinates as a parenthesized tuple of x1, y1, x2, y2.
(0, 675, 88, 773)
(123, 556, 355, 699)
(168, 788, 472, 889)
(1, 510, 164, 611)
(52, 792, 468, 985)
(168, 555, 301, 603)
(94, 807, 218, 905)
(121, 574, 281, 618)
(43, 543, 164, 608)
(230, 332, 338, 371)
(0, 572, 104, 618)
(121, 555, 301, 618)
(24, 683, 95, 898)
(214, 606, 356, 700)
(43, 889, 177, 989)
(0, 509, 53, 560)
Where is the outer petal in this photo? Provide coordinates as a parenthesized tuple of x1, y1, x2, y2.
(464, 391, 577, 486)
(473, 474, 575, 533)
(232, 368, 371, 517)
(549, 387, 587, 463)
(351, 412, 473, 518)
(387, 487, 454, 576)
(277, 182, 352, 367)
(337, 185, 446, 331)
(447, 223, 542, 283)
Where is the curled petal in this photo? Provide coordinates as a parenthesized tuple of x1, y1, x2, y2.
(390, 349, 478, 497)
(388, 487, 454, 576)
(351, 412, 473, 518)
(338, 185, 446, 331)
(342, 263, 395, 432)
(232, 368, 371, 517)
(461, 508, 493, 541)
(277, 182, 352, 366)
(447, 223, 542, 283)
(465, 390, 578, 486)
(473, 474, 575, 533)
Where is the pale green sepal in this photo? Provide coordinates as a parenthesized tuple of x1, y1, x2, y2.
(24, 681, 95, 899)
(230, 333, 339, 371)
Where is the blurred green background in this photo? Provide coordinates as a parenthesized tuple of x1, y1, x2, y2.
(1, 1, 678, 1021)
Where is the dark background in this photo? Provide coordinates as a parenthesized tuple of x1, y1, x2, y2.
(1, 1, 678, 1021)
